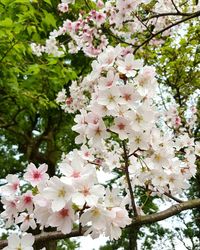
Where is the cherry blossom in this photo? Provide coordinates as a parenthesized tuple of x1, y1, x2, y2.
(117, 54, 143, 77)
(3, 233, 34, 250)
(48, 203, 75, 234)
(43, 176, 74, 212)
(0, 174, 20, 196)
(24, 163, 49, 187)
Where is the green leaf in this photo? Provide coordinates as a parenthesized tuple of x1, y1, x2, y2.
(0, 18, 13, 27)
(42, 10, 57, 28)
(26, 64, 40, 75)
(44, 0, 52, 6)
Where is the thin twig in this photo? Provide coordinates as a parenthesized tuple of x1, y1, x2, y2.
(133, 10, 200, 54)
(164, 192, 184, 203)
(171, 0, 181, 13)
(103, 27, 136, 46)
(125, 11, 195, 24)
(122, 141, 138, 217)
(135, 14, 154, 35)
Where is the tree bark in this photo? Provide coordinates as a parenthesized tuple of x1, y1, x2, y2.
(128, 225, 140, 250)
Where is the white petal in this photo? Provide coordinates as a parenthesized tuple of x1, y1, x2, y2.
(21, 234, 35, 247)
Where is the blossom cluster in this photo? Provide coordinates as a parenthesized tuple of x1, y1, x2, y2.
(58, 45, 199, 195)
(31, 0, 199, 57)
(1, 147, 131, 243)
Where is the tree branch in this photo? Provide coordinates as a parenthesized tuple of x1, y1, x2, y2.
(133, 10, 200, 54)
(122, 141, 138, 218)
(171, 0, 181, 13)
(0, 227, 89, 249)
(132, 198, 200, 226)
(1, 199, 200, 248)
(164, 192, 184, 203)
(103, 27, 136, 46)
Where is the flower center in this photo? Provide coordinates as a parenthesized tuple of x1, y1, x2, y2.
(59, 208, 69, 218)
(24, 195, 32, 204)
(33, 171, 41, 179)
(82, 186, 90, 196)
(58, 188, 66, 198)
(123, 93, 132, 101)
(117, 123, 125, 130)
(71, 171, 80, 178)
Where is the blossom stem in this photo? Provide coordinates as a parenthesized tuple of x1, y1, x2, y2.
(122, 141, 138, 218)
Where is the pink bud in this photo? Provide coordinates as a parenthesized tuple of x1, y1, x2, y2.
(97, 0, 104, 8)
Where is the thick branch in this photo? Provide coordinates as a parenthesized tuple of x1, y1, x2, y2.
(1, 199, 200, 248)
(132, 198, 200, 226)
(0, 227, 89, 249)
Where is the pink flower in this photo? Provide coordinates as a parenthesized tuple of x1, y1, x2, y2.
(119, 83, 140, 108)
(0, 174, 20, 195)
(24, 163, 49, 187)
(1, 196, 18, 218)
(17, 191, 34, 213)
(72, 176, 105, 207)
(58, 3, 69, 13)
(48, 203, 75, 234)
(98, 70, 119, 90)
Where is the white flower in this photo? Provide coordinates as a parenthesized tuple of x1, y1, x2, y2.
(16, 213, 36, 232)
(3, 233, 34, 250)
(129, 131, 149, 152)
(72, 176, 105, 207)
(17, 191, 34, 213)
(117, 53, 143, 77)
(86, 120, 109, 146)
(98, 70, 119, 90)
(105, 207, 131, 240)
(59, 150, 92, 182)
(97, 86, 120, 110)
(56, 89, 66, 103)
(1, 196, 18, 217)
(80, 205, 108, 231)
(128, 105, 154, 131)
(119, 83, 140, 108)
(110, 117, 131, 140)
(104, 188, 122, 207)
(43, 176, 74, 212)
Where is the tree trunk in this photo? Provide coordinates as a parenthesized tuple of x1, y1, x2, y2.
(34, 240, 57, 250)
(129, 225, 140, 250)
